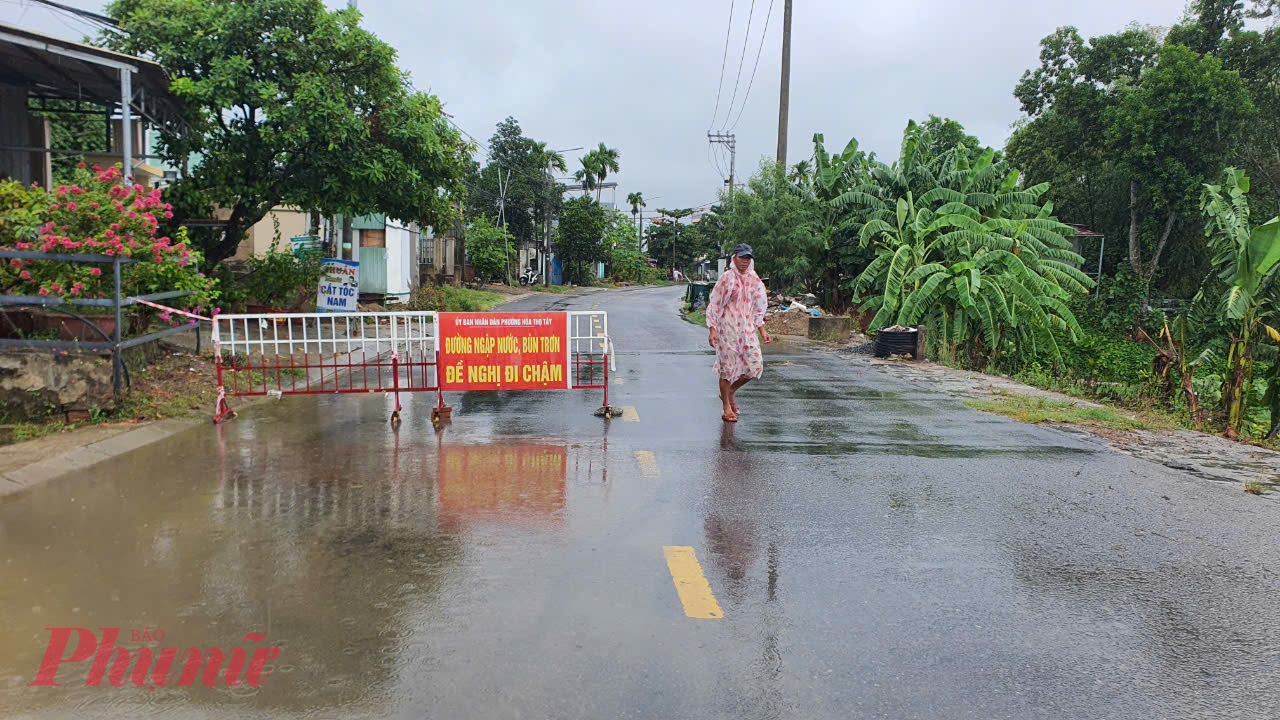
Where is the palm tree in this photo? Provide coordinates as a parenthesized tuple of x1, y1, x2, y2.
(627, 191, 646, 244)
(574, 154, 598, 198)
(588, 143, 620, 203)
(531, 141, 568, 176)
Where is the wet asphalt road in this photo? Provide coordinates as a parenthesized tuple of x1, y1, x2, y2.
(2, 285, 1279, 719)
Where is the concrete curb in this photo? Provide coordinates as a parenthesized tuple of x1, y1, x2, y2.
(0, 418, 201, 497)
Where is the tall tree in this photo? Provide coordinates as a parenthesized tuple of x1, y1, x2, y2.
(573, 154, 598, 198)
(1105, 44, 1253, 278)
(104, 0, 470, 266)
(555, 196, 606, 285)
(586, 142, 616, 202)
(626, 191, 645, 240)
(1013, 25, 1252, 285)
(466, 118, 564, 253)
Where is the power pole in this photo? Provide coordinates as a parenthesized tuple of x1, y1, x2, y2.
(707, 132, 737, 196)
(341, 3, 357, 260)
(544, 158, 553, 287)
(777, 0, 792, 167)
(497, 167, 512, 286)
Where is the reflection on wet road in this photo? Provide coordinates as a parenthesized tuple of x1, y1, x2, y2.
(1, 286, 1278, 719)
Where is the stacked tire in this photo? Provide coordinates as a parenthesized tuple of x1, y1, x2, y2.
(873, 327, 918, 358)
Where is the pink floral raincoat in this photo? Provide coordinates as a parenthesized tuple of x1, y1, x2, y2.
(707, 261, 767, 381)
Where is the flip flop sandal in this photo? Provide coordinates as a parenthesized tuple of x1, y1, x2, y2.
(721, 413, 738, 423)
(730, 401, 740, 415)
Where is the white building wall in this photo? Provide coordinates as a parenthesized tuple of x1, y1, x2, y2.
(385, 220, 413, 297)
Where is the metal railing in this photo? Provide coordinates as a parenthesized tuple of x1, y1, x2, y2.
(0, 248, 198, 395)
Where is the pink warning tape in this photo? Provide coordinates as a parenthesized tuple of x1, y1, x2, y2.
(128, 297, 212, 323)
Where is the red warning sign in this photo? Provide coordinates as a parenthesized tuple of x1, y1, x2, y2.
(437, 312, 568, 391)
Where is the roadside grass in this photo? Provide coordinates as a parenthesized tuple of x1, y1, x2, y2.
(964, 392, 1173, 432)
(681, 300, 707, 327)
(442, 287, 504, 311)
(526, 284, 582, 294)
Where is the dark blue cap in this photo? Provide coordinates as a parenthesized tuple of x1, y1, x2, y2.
(733, 243, 753, 258)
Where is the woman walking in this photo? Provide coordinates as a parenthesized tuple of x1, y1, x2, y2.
(707, 243, 772, 422)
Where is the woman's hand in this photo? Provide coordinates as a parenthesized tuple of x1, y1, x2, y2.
(761, 329, 773, 345)
(708, 328, 718, 347)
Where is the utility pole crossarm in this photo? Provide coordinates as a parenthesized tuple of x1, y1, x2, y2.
(707, 132, 737, 198)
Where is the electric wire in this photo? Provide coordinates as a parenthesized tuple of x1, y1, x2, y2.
(728, 0, 776, 131)
(707, 0, 735, 130)
(720, 0, 756, 133)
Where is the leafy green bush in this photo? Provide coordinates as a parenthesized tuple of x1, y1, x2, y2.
(1070, 269, 1152, 336)
(406, 284, 444, 311)
(465, 219, 513, 283)
(240, 242, 324, 309)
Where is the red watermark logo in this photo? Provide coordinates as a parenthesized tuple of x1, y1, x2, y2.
(27, 628, 281, 689)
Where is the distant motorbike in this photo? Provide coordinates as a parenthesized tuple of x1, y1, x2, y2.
(519, 268, 540, 286)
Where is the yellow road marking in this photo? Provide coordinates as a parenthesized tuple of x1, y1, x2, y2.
(620, 406, 640, 422)
(663, 546, 723, 619)
(611, 375, 624, 386)
(633, 450, 659, 477)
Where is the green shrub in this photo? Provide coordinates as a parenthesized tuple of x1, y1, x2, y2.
(240, 242, 324, 309)
(465, 219, 513, 283)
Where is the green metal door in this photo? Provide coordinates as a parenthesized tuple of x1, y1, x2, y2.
(360, 248, 387, 295)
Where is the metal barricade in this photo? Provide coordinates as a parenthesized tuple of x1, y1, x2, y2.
(212, 310, 616, 423)
(212, 311, 441, 424)
(568, 311, 615, 413)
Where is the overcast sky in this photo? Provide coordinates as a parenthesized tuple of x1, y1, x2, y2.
(2, 0, 1189, 217)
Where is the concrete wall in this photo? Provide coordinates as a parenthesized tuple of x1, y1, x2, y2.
(232, 207, 311, 259)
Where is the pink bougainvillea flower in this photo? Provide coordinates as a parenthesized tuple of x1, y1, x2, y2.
(90, 267, 102, 276)
(66, 202, 77, 210)
(77, 162, 86, 168)
(38, 288, 49, 296)
(70, 287, 80, 295)
(9, 259, 22, 268)
(19, 271, 30, 280)
(163, 211, 174, 219)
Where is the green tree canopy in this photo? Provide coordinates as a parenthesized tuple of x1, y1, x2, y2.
(104, 0, 470, 265)
(464, 117, 565, 251)
(555, 197, 606, 285)
(1010, 22, 1253, 288)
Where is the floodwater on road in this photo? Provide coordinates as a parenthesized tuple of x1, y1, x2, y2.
(2, 286, 1279, 720)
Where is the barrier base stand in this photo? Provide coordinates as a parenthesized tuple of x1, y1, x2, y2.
(432, 406, 453, 421)
(212, 396, 237, 425)
(390, 410, 401, 427)
(594, 406, 623, 418)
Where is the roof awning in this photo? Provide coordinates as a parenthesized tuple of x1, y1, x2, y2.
(0, 23, 185, 131)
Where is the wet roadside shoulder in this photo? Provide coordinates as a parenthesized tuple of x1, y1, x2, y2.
(825, 341, 1280, 493)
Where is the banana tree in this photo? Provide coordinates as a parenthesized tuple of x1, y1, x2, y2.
(849, 187, 1090, 362)
(1200, 167, 1280, 438)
